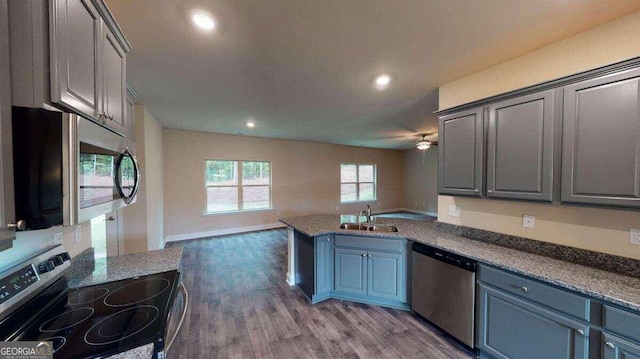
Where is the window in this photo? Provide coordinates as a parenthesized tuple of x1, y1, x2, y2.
(205, 160, 271, 213)
(340, 164, 376, 202)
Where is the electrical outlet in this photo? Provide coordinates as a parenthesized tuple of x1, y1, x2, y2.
(448, 205, 460, 218)
(53, 232, 63, 245)
(276, 211, 281, 217)
(631, 228, 640, 245)
(414, 201, 418, 206)
(75, 225, 82, 243)
(522, 215, 535, 229)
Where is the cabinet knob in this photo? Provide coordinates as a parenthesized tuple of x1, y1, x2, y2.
(488, 190, 494, 194)
(605, 342, 615, 349)
(576, 329, 585, 336)
(474, 189, 479, 193)
(361, 253, 366, 257)
(367, 254, 372, 258)
(7, 220, 26, 231)
(326, 238, 330, 242)
(520, 286, 528, 293)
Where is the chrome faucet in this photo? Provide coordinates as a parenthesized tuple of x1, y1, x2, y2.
(358, 205, 372, 224)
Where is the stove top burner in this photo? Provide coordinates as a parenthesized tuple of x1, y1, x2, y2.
(3, 270, 180, 359)
(39, 307, 94, 332)
(67, 287, 109, 306)
(84, 306, 159, 345)
(40, 336, 66, 353)
(104, 278, 170, 307)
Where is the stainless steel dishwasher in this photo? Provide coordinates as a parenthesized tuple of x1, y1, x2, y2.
(411, 242, 477, 349)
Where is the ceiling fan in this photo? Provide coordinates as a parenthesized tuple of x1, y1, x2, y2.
(416, 132, 438, 150)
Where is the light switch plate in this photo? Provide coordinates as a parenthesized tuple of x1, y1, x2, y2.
(631, 228, 640, 245)
(448, 205, 461, 218)
(53, 232, 63, 245)
(75, 225, 82, 244)
(522, 215, 535, 229)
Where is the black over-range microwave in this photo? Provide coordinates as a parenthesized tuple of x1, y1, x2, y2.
(12, 106, 140, 230)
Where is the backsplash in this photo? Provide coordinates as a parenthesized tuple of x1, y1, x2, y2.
(433, 221, 640, 278)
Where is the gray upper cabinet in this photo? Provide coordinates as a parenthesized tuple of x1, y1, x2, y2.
(9, 0, 131, 137)
(50, 0, 101, 119)
(438, 107, 484, 197)
(487, 90, 556, 202)
(101, 28, 127, 134)
(561, 68, 640, 208)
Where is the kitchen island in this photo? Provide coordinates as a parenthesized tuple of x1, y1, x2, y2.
(281, 214, 640, 312)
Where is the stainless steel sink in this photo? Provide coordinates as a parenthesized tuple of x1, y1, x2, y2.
(368, 225, 398, 232)
(339, 223, 367, 230)
(339, 223, 398, 232)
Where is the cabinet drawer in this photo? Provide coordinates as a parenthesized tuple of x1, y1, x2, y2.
(334, 235, 404, 252)
(603, 305, 640, 343)
(478, 265, 590, 320)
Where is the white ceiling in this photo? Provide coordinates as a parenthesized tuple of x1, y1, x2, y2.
(105, 0, 640, 149)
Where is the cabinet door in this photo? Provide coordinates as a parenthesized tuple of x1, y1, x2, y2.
(51, 0, 101, 120)
(438, 107, 484, 196)
(562, 68, 640, 208)
(603, 333, 640, 359)
(101, 28, 127, 135)
(366, 251, 404, 301)
(315, 235, 333, 296)
(334, 248, 366, 296)
(126, 89, 136, 146)
(477, 284, 589, 359)
(487, 90, 556, 202)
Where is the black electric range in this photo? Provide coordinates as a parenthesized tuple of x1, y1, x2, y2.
(0, 245, 181, 359)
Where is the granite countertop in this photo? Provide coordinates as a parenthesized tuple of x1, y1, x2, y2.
(280, 214, 640, 312)
(67, 246, 184, 288)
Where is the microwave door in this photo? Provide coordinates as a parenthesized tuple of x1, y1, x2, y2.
(115, 148, 140, 204)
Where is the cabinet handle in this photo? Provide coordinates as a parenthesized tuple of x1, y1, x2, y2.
(576, 329, 585, 336)
(605, 342, 615, 349)
(520, 286, 528, 293)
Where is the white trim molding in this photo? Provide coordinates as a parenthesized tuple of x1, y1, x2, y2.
(286, 227, 296, 286)
(164, 222, 286, 243)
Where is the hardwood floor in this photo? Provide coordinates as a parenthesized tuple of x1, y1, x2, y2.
(166, 229, 474, 359)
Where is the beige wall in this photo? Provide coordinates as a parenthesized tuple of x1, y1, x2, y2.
(402, 148, 438, 215)
(438, 10, 640, 260)
(163, 129, 405, 240)
(120, 105, 164, 253)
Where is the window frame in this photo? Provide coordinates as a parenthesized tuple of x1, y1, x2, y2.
(340, 163, 377, 203)
(204, 159, 272, 214)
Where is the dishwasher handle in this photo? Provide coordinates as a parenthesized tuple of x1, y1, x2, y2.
(412, 242, 476, 272)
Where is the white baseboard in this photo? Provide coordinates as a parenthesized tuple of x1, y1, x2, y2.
(398, 208, 438, 217)
(285, 273, 296, 286)
(164, 222, 286, 243)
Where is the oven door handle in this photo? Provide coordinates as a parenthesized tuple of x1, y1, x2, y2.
(165, 282, 189, 353)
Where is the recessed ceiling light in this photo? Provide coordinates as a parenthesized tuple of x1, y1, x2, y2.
(246, 121, 255, 128)
(374, 74, 392, 90)
(191, 11, 216, 31)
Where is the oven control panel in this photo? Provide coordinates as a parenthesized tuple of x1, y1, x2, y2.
(0, 245, 71, 316)
(0, 264, 38, 305)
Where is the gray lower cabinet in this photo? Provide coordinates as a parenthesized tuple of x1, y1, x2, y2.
(334, 247, 367, 295)
(477, 283, 589, 359)
(487, 90, 557, 202)
(603, 333, 640, 359)
(438, 107, 484, 197)
(333, 235, 408, 309)
(561, 68, 640, 208)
